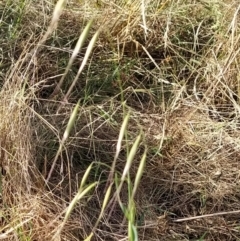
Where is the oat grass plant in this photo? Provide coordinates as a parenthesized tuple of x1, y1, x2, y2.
(1, 0, 240, 240)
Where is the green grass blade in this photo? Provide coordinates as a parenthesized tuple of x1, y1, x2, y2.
(64, 30, 100, 101)
(83, 232, 93, 241)
(64, 182, 98, 222)
(63, 100, 80, 141)
(80, 162, 94, 190)
(53, 181, 97, 240)
(132, 147, 147, 199)
(46, 100, 80, 182)
(51, 20, 93, 97)
(99, 183, 112, 219)
(121, 134, 141, 181)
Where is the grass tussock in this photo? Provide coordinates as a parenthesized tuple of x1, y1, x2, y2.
(1, 0, 240, 240)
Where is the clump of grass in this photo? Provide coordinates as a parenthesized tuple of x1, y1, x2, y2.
(1, 0, 240, 240)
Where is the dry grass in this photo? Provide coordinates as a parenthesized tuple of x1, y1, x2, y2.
(1, 0, 240, 240)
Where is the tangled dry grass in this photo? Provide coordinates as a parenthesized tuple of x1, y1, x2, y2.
(1, 0, 240, 240)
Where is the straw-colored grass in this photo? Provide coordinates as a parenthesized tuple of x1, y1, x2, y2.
(1, 0, 240, 240)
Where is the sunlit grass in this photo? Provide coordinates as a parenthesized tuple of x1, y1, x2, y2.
(0, 0, 240, 240)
